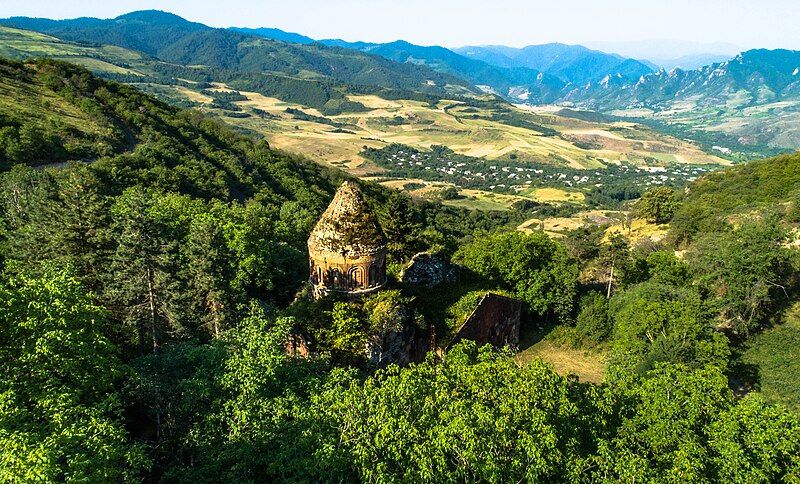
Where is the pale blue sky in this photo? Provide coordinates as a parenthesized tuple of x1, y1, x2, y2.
(1, 0, 798, 51)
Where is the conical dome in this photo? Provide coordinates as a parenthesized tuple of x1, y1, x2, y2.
(308, 181, 386, 257)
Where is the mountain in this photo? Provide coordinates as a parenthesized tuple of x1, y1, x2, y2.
(584, 39, 743, 64)
(335, 39, 566, 102)
(569, 49, 800, 109)
(648, 53, 733, 70)
(0, 10, 207, 57)
(0, 11, 474, 98)
(454, 43, 654, 85)
(229, 26, 314, 44)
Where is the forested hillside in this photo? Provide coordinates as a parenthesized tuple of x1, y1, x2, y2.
(1, 58, 799, 481)
(0, 11, 473, 97)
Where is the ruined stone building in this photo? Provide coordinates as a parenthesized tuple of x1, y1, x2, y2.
(308, 181, 387, 299)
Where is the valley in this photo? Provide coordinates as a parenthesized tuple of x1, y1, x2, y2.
(129, 79, 727, 213)
(1, 6, 800, 481)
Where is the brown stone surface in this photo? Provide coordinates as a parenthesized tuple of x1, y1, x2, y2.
(308, 181, 387, 298)
(447, 293, 522, 349)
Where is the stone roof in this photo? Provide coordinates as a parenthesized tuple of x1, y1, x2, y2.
(308, 181, 386, 256)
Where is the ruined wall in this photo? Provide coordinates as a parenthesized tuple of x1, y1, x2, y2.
(447, 293, 522, 349)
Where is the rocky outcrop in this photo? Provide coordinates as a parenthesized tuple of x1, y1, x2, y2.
(400, 252, 459, 288)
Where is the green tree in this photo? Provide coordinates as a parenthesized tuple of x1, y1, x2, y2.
(609, 282, 730, 375)
(108, 187, 193, 351)
(380, 191, 423, 258)
(637, 187, 679, 224)
(689, 220, 796, 333)
(314, 341, 606, 482)
(574, 291, 612, 347)
(185, 210, 239, 337)
(177, 304, 339, 481)
(327, 301, 368, 358)
(0, 269, 148, 481)
(456, 231, 578, 322)
(591, 364, 800, 482)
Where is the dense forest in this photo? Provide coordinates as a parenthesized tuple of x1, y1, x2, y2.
(1, 59, 800, 482)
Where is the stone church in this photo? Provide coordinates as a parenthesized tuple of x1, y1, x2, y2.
(305, 181, 521, 363)
(307, 181, 387, 299)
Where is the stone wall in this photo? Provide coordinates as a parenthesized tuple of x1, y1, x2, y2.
(309, 248, 386, 299)
(447, 293, 522, 349)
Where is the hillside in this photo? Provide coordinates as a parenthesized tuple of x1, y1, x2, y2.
(0, 11, 473, 97)
(670, 150, 800, 241)
(315, 39, 566, 103)
(0, 10, 208, 57)
(0, 57, 135, 167)
(0, 58, 341, 203)
(566, 49, 800, 152)
(0, 26, 146, 76)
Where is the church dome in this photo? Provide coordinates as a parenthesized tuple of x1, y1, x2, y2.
(308, 181, 386, 257)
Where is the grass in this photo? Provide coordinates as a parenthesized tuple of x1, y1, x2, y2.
(443, 189, 526, 211)
(519, 210, 625, 238)
(520, 187, 585, 203)
(739, 303, 800, 413)
(515, 325, 607, 384)
(169, 84, 727, 176)
(604, 218, 669, 244)
(0, 26, 146, 76)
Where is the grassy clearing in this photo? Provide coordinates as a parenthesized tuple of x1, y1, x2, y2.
(519, 210, 625, 238)
(0, 26, 145, 76)
(189, 89, 727, 173)
(521, 187, 586, 203)
(516, 326, 607, 384)
(443, 189, 526, 211)
(604, 218, 669, 244)
(740, 304, 800, 413)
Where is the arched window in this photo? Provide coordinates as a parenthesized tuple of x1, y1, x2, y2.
(349, 266, 365, 290)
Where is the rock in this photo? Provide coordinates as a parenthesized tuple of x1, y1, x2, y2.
(400, 252, 459, 288)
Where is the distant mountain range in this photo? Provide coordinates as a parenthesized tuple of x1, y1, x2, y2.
(3, 10, 800, 135)
(564, 49, 800, 110)
(0, 11, 473, 98)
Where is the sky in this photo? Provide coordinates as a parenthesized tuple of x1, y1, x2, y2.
(1, 0, 799, 54)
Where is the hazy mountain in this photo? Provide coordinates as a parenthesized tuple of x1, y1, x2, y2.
(567, 49, 800, 109)
(648, 53, 734, 70)
(337, 40, 566, 103)
(584, 39, 742, 63)
(454, 43, 654, 84)
(229, 26, 314, 44)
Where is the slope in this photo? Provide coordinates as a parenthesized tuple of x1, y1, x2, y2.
(0, 11, 474, 97)
(0, 26, 146, 76)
